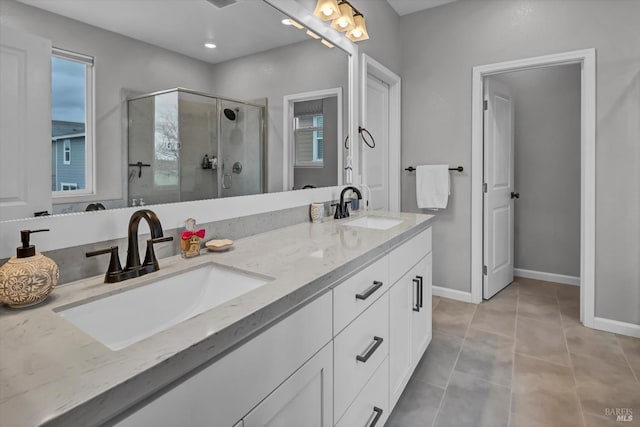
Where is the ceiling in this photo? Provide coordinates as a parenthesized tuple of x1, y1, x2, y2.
(386, 0, 457, 16)
(18, 0, 310, 64)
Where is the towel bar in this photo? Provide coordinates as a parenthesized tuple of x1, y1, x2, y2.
(405, 166, 463, 172)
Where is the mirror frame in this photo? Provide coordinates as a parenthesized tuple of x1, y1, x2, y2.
(0, 0, 360, 258)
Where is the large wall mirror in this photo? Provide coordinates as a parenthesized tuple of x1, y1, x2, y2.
(0, 0, 350, 221)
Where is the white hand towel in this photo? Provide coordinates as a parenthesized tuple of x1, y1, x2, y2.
(416, 165, 450, 209)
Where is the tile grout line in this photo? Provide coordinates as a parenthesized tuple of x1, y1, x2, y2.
(557, 285, 587, 427)
(614, 335, 640, 383)
(507, 285, 519, 427)
(430, 302, 478, 427)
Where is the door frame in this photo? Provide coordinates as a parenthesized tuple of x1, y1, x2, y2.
(282, 87, 343, 191)
(470, 49, 596, 328)
(361, 54, 401, 211)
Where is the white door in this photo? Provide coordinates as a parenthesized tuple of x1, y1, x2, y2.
(243, 343, 333, 427)
(483, 77, 515, 299)
(0, 26, 52, 220)
(363, 74, 389, 210)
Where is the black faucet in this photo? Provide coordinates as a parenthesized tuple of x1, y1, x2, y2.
(333, 186, 362, 219)
(86, 209, 173, 283)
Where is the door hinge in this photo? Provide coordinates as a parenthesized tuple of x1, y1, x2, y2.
(483, 183, 488, 193)
(483, 265, 487, 275)
(483, 100, 488, 111)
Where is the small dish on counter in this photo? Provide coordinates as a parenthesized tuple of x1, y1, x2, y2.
(205, 239, 234, 252)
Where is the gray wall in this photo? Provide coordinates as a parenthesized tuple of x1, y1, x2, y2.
(1, 0, 216, 206)
(493, 65, 581, 278)
(400, 0, 640, 324)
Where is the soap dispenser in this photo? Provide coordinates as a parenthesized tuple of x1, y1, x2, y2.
(0, 229, 60, 308)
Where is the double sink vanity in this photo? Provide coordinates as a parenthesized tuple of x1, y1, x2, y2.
(0, 211, 434, 427)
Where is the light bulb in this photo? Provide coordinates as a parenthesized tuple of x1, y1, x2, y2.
(352, 29, 362, 37)
(204, 43, 216, 49)
(322, 8, 333, 16)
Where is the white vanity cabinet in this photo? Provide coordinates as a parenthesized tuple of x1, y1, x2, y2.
(109, 225, 433, 427)
(389, 229, 433, 410)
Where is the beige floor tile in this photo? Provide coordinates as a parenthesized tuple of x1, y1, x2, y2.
(455, 328, 514, 387)
(471, 304, 516, 337)
(432, 295, 441, 310)
(617, 334, 640, 381)
(571, 351, 636, 385)
(565, 325, 628, 366)
(559, 300, 581, 329)
(482, 291, 518, 312)
(517, 293, 563, 327)
(578, 380, 640, 424)
(385, 376, 445, 427)
(514, 276, 559, 298)
(434, 371, 510, 427)
(555, 284, 580, 303)
(412, 332, 463, 388)
(512, 353, 575, 394)
(433, 299, 476, 337)
(498, 281, 519, 296)
(510, 388, 582, 427)
(515, 318, 570, 366)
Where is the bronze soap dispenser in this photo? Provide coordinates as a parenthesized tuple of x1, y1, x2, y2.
(0, 229, 59, 308)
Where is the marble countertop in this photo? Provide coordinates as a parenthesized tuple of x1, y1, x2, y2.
(0, 211, 434, 427)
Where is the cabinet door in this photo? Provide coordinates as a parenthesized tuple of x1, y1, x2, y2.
(411, 254, 432, 361)
(389, 272, 412, 409)
(243, 342, 333, 427)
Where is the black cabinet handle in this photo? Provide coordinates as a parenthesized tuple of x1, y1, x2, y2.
(417, 275, 424, 308)
(511, 192, 520, 199)
(412, 278, 420, 312)
(356, 336, 384, 363)
(356, 281, 383, 300)
(368, 406, 384, 427)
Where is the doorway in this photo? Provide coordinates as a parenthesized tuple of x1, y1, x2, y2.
(483, 64, 582, 300)
(361, 54, 401, 211)
(470, 49, 596, 328)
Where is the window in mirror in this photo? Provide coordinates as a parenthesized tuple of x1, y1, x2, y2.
(295, 114, 324, 166)
(51, 48, 94, 195)
(153, 92, 180, 188)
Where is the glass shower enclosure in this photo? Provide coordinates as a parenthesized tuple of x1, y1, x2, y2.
(127, 88, 265, 206)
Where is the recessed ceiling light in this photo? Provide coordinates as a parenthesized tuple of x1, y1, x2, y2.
(204, 42, 217, 49)
(282, 18, 292, 25)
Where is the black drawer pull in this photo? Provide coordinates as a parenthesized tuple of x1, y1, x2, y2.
(417, 275, 424, 308)
(368, 406, 384, 427)
(412, 278, 420, 312)
(356, 281, 383, 301)
(356, 336, 384, 363)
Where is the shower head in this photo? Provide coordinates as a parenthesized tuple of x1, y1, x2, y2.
(223, 108, 238, 121)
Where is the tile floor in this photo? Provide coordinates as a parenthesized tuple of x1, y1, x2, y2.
(386, 277, 640, 427)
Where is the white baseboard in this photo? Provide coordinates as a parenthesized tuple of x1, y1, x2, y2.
(593, 317, 640, 338)
(514, 268, 580, 286)
(432, 286, 474, 303)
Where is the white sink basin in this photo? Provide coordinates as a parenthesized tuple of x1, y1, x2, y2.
(56, 263, 271, 351)
(341, 216, 403, 230)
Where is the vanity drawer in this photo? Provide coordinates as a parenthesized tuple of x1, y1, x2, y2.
(334, 292, 389, 423)
(335, 357, 389, 427)
(333, 255, 389, 335)
(389, 227, 431, 285)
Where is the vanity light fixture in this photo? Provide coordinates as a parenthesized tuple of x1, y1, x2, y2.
(346, 13, 369, 41)
(330, 1, 355, 32)
(312, 0, 369, 42)
(204, 42, 217, 49)
(313, 0, 340, 20)
(306, 30, 321, 40)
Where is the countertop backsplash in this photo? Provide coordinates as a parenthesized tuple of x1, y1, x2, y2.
(0, 205, 319, 286)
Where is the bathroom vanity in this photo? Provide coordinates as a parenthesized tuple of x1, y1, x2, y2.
(0, 212, 434, 427)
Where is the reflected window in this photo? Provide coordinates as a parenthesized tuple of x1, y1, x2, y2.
(153, 92, 180, 187)
(51, 48, 94, 195)
(295, 114, 324, 167)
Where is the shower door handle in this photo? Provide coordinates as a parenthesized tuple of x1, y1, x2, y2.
(222, 173, 232, 189)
